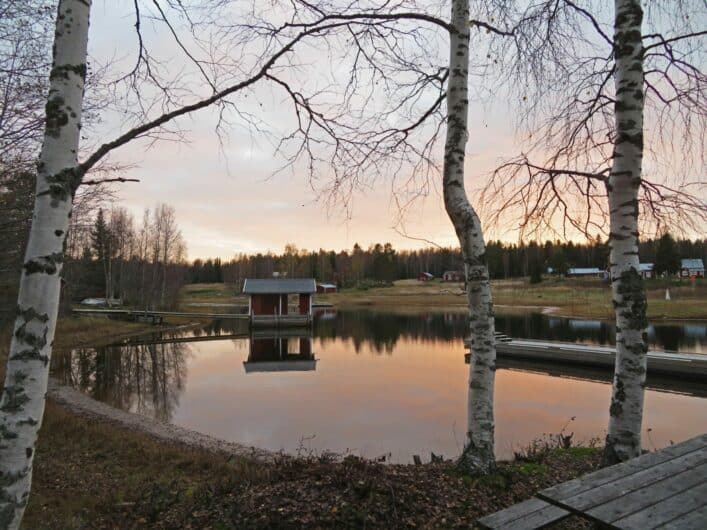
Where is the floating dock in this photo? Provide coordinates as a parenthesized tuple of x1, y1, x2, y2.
(464, 337, 707, 380)
(73, 308, 249, 322)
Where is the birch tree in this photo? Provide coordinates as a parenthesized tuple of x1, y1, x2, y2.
(240, 0, 513, 472)
(239, 0, 520, 472)
(0, 1, 91, 526)
(603, 0, 647, 465)
(478, 0, 705, 463)
(444, 0, 496, 472)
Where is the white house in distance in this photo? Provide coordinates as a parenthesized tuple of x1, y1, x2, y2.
(639, 263, 654, 279)
(680, 259, 705, 278)
(566, 267, 607, 279)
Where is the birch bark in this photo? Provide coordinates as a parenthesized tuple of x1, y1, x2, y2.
(444, 0, 496, 473)
(0, 1, 91, 527)
(604, 0, 648, 465)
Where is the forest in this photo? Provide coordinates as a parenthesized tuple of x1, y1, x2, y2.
(189, 236, 707, 286)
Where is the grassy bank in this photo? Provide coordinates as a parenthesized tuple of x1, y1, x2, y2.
(180, 278, 707, 320)
(24, 399, 601, 529)
(319, 277, 707, 320)
(178, 277, 707, 320)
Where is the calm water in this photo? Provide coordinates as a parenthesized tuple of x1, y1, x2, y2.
(52, 311, 707, 463)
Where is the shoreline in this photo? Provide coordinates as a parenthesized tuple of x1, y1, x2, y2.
(47, 377, 275, 463)
(324, 301, 707, 323)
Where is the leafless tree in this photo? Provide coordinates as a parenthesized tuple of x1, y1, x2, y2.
(479, 0, 706, 239)
(476, 0, 705, 464)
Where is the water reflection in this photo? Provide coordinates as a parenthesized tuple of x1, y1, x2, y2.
(51, 310, 707, 462)
(313, 309, 706, 353)
(54, 341, 189, 422)
(245, 334, 316, 372)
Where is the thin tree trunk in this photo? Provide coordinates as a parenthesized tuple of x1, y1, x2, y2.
(603, 0, 648, 466)
(105, 236, 113, 306)
(0, 1, 91, 527)
(444, 0, 496, 473)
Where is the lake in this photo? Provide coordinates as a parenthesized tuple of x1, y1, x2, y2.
(52, 310, 707, 463)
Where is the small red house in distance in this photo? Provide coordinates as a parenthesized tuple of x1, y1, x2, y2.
(442, 270, 464, 282)
(243, 278, 316, 327)
(316, 283, 338, 294)
(418, 272, 434, 281)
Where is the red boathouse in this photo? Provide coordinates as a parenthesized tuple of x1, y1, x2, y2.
(243, 278, 316, 327)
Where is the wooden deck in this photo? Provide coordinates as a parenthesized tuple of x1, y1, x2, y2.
(476, 497, 568, 529)
(537, 433, 707, 529)
(478, 433, 707, 529)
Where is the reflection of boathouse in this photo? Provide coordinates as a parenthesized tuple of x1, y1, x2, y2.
(244, 332, 316, 373)
(243, 278, 316, 327)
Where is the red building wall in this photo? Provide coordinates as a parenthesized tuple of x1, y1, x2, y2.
(251, 294, 279, 315)
(299, 294, 310, 315)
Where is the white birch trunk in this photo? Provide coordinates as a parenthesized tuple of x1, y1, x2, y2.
(0, 1, 91, 527)
(604, 0, 648, 465)
(445, 0, 496, 473)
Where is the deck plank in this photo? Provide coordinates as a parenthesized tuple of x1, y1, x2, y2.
(659, 504, 707, 529)
(559, 450, 706, 511)
(585, 462, 707, 524)
(610, 480, 707, 529)
(476, 498, 567, 529)
(494, 503, 568, 530)
(538, 434, 707, 502)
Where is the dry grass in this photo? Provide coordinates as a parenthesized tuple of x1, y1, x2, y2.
(178, 282, 247, 308)
(24, 400, 600, 529)
(318, 278, 707, 320)
(25, 401, 267, 530)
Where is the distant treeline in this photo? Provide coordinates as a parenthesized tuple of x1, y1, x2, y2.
(188, 236, 707, 285)
(1, 159, 189, 315)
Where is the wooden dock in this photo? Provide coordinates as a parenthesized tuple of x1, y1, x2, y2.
(113, 333, 249, 347)
(495, 357, 707, 398)
(73, 308, 249, 321)
(250, 314, 312, 327)
(465, 337, 707, 379)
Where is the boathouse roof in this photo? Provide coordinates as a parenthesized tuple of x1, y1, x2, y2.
(243, 278, 316, 294)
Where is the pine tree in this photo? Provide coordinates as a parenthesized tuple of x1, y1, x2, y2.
(655, 233, 680, 276)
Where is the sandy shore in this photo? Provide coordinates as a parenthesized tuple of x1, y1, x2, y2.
(47, 378, 275, 462)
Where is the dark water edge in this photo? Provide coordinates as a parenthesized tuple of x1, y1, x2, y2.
(313, 309, 707, 354)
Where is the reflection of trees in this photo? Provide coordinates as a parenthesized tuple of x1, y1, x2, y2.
(315, 310, 705, 353)
(52, 341, 190, 422)
(650, 326, 686, 352)
(195, 318, 249, 337)
(314, 311, 469, 354)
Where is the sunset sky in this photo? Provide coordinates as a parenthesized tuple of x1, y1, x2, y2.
(82, 2, 703, 260)
(76, 2, 546, 259)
